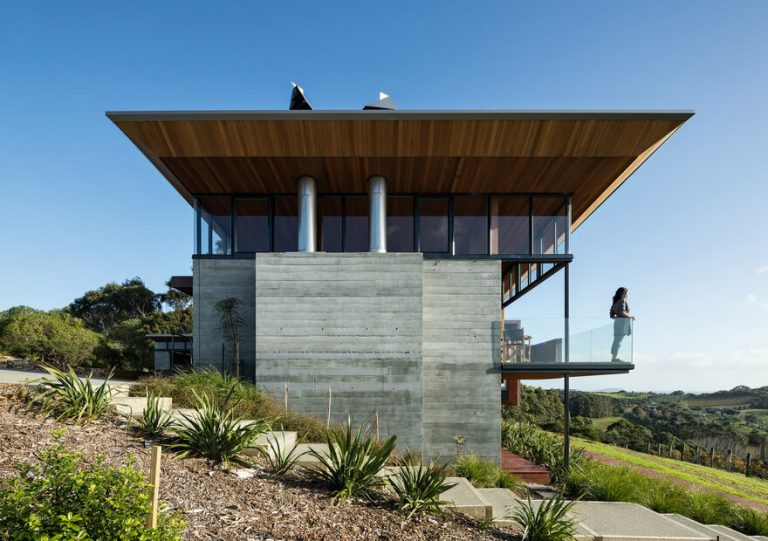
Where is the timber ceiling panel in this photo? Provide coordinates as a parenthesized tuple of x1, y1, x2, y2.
(108, 110, 692, 229)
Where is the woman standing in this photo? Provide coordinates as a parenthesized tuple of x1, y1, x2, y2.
(610, 287, 634, 362)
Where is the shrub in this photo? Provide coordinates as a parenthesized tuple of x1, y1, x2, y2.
(309, 424, 397, 502)
(450, 453, 522, 491)
(131, 369, 332, 442)
(137, 393, 174, 441)
(0, 306, 100, 367)
(732, 506, 768, 536)
(640, 480, 690, 514)
(171, 390, 271, 467)
(507, 492, 578, 541)
(260, 431, 306, 475)
(387, 455, 456, 518)
(686, 490, 734, 525)
(0, 431, 184, 540)
(31, 365, 114, 423)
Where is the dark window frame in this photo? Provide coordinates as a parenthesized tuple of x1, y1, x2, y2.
(193, 192, 572, 259)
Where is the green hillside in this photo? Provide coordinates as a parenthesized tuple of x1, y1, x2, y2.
(572, 437, 768, 507)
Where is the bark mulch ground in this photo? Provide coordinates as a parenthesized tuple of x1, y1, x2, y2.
(0, 385, 517, 540)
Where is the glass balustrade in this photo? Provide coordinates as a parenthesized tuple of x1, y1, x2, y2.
(501, 318, 634, 366)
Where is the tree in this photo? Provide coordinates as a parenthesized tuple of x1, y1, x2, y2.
(0, 307, 100, 367)
(569, 393, 613, 418)
(98, 307, 193, 371)
(159, 279, 192, 312)
(215, 297, 244, 376)
(67, 278, 159, 334)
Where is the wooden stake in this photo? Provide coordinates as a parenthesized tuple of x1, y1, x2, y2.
(146, 446, 162, 529)
(326, 387, 332, 428)
(284, 382, 288, 410)
(375, 409, 380, 441)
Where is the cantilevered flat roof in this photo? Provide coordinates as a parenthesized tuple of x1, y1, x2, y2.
(108, 109, 692, 229)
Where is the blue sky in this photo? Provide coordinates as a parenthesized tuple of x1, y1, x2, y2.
(1, 1, 766, 392)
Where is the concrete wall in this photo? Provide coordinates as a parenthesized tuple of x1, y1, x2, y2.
(192, 254, 501, 463)
(422, 259, 502, 462)
(254, 253, 424, 452)
(192, 258, 256, 375)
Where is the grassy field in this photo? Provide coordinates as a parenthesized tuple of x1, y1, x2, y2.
(572, 437, 768, 507)
(591, 416, 623, 431)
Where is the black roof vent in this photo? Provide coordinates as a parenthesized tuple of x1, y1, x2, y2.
(289, 82, 313, 110)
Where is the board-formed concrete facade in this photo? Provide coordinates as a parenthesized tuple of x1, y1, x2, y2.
(193, 254, 501, 461)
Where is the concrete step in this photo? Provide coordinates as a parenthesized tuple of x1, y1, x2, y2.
(751, 536, 768, 540)
(293, 443, 330, 470)
(524, 482, 560, 499)
(169, 408, 199, 422)
(108, 382, 133, 397)
(662, 514, 720, 541)
(439, 477, 493, 520)
(476, 487, 519, 524)
(111, 396, 172, 418)
(707, 525, 757, 541)
(243, 431, 298, 457)
(566, 502, 710, 541)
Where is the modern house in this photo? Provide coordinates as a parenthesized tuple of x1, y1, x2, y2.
(109, 97, 691, 463)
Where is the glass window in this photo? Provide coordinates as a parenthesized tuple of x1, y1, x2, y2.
(453, 196, 488, 255)
(533, 196, 568, 255)
(490, 196, 529, 255)
(418, 198, 449, 253)
(318, 197, 343, 252)
(273, 197, 298, 252)
(235, 199, 269, 253)
(386, 196, 414, 252)
(344, 197, 369, 252)
(197, 197, 231, 255)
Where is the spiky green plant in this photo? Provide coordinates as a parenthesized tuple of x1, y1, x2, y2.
(507, 492, 578, 541)
(136, 393, 174, 440)
(260, 432, 306, 475)
(170, 390, 270, 467)
(387, 455, 456, 518)
(475, 515, 495, 530)
(309, 424, 397, 502)
(31, 365, 114, 424)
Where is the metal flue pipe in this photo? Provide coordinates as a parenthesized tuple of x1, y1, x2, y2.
(368, 175, 387, 253)
(298, 176, 317, 252)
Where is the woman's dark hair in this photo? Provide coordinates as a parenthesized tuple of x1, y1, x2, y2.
(612, 287, 628, 304)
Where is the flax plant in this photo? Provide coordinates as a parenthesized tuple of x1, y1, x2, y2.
(387, 455, 456, 518)
(31, 365, 114, 424)
(507, 492, 578, 541)
(136, 393, 174, 440)
(309, 424, 397, 502)
(171, 389, 270, 468)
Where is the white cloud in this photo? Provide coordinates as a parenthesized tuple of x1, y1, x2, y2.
(757, 265, 768, 274)
(744, 293, 759, 305)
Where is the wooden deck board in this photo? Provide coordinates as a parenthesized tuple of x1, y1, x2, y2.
(501, 449, 551, 484)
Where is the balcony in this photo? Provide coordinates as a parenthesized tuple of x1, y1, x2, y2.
(500, 318, 635, 378)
